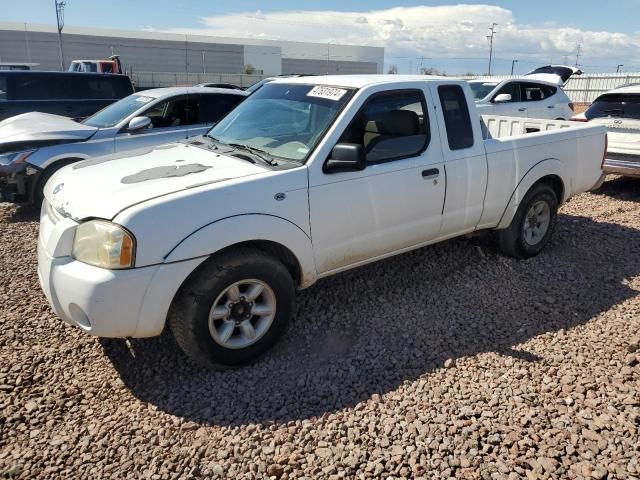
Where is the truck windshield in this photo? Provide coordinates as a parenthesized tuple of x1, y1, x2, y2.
(207, 83, 355, 163)
(469, 82, 497, 100)
(82, 94, 154, 128)
(585, 94, 640, 120)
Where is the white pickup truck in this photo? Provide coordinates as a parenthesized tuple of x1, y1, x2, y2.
(38, 75, 607, 368)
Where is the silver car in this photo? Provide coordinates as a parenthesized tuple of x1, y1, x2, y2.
(0, 86, 247, 204)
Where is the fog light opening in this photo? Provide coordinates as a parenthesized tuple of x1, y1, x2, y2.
(69, 303, 92, 331)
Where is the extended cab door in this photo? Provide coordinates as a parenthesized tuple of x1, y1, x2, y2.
(308, 87, 446, 274)
(431, 83, 488, 237)
(114, 94, 195, 152)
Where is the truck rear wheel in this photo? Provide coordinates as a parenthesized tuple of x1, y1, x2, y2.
(168, 247, 295, 369)
(498, 183, 558, 259)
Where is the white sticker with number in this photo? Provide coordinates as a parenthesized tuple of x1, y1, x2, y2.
(307, 86, 347, 101)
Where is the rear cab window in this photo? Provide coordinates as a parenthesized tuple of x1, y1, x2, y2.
(438, 85, 474, 150)
(585, 93, 640, 120)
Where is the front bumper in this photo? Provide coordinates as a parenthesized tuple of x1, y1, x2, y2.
(603, 153, 640, 178)
(38, 241, 206, 338)
(37, 203, 207, 338)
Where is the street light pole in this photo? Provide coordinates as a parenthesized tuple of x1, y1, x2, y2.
(511, 59, 518, 75)
(54, 0, 66, 71)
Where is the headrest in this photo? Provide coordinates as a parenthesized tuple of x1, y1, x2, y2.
(380, 110, 420, 136)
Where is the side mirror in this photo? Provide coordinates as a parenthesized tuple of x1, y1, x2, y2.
(323, 143, 366, 173)
(128, 116, 151, 132)
(493, 93, 512, 103)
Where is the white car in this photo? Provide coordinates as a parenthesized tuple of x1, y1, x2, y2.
(572, 84, 640, 177)
(38, 75, 606, 368)
(469, 65, 581, 120)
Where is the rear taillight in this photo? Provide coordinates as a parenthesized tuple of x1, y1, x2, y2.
(601, 134, 608, 168)
(570, 117, 588, 122)
(569, 103, 575, 112)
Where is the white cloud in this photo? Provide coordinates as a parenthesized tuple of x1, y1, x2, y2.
(166, 4, 640, 72)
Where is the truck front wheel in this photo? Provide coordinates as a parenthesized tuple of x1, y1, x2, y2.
(498, 183, 558, 259)
(168, 247, 295, 369)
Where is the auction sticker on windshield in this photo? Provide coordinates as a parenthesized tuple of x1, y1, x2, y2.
(307, 86, 347, 101)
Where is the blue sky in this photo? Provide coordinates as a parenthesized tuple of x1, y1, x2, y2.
(4, 1, 640, 74)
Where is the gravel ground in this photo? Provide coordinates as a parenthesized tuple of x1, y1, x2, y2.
(1, 176, 639, 479)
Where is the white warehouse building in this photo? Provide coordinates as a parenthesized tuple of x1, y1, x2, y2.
(0, 22, 384, 77)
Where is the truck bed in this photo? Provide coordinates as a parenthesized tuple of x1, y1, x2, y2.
(476, 115, 607, 230)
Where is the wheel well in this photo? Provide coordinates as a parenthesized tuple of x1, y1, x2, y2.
(535, 175, 565, 204)
(32, 158, 83, 202)
(212, 240, 302, 286)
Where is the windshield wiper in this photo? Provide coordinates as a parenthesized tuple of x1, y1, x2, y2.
(227, 143, 279, 166)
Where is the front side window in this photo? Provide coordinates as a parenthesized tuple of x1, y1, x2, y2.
(338, 89, 430, 163)
(438, 85, 474, 151)
(142, 95, 200, 128)
(208, 83, 355, 163)
(493, 82, 521, 103)
(585, 93, 640, 120)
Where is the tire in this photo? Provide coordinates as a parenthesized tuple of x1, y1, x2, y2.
(168, 247, 295, 369)
(497, 183, 558, 259)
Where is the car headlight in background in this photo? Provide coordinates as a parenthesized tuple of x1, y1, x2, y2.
(72, 220, 136, 269)
(0, 149, 37, 166)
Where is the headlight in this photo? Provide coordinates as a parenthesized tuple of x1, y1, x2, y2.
(72, 220, 136, 269)
(0, 149, 37, 166)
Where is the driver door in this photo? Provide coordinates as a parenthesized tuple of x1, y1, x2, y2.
(309, 88, 446, 274)
(114, 94, 195, 152)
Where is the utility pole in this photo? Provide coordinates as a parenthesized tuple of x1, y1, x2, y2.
(510, 59, 518, 75)
(617, 64, 624, 73)
(54, 0, 66, 71)
(486, 23, 498, 76)
(574, 44, 582, 68)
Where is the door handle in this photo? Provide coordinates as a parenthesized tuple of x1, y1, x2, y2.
(422, 168, 439, 179)
(518, 108, 527, 112)
(547, 105, 555, 109)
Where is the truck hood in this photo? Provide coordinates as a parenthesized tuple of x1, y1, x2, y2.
(45, 142, 270, 221)
(0, 112, 97, 152)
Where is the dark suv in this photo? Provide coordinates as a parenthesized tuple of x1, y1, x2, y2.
(0, 71, 134, 121)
